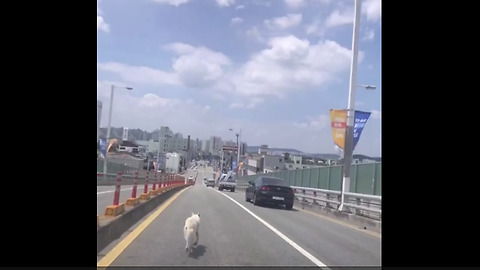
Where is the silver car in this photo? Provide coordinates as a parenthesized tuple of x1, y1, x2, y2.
(206, 179, 215, 187)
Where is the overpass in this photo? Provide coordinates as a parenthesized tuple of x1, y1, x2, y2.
(97, 163, 381, 267)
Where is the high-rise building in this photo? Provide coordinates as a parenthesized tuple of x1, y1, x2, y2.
(122, 127, 129, 141)
(209, 136, 222, 156)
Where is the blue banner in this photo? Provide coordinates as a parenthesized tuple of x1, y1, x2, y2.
(99, 138, 107, 158)
(232, 161, 237, 171)
(353, 110, 372, 151)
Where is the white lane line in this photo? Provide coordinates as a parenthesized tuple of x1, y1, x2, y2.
(213, 189, 328, 268)
(97, 188, 133, 195)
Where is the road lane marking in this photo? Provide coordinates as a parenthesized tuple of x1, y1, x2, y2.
(213, 189, 328, 268)
(97, 186, 192, 267)
(97, 188, 133, 195)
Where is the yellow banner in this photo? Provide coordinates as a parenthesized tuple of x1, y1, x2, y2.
(329, 109, 347, 150)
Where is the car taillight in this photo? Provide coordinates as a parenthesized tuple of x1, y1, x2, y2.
(260, 186, 270, 191)
(290, 188, 295, 194)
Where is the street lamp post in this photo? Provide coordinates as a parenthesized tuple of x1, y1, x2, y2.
(220, 150, 224, 174)
(103, 85, 133, 175)
(229, 128, 242, 172)
(338, 0, 362, 212)
(236, 129, 242, 172)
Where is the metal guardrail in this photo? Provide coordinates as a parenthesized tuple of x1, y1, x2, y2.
(97, 171, 189, 209)
(236, 162, 382, 196)
(97, 172, 167, 186)
(236, 182, 381, 220)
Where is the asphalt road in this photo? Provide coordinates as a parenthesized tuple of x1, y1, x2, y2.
(97, 165, 381, 267)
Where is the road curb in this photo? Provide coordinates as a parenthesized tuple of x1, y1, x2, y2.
(295, 200, 381, 234)
(97, 184, 192, 254)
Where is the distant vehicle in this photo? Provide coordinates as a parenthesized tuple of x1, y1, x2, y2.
(188, 176, 194, 182)
(206, 179, 215, 187)
(218, 172, 236, 192)
(245, 176, 295, 210)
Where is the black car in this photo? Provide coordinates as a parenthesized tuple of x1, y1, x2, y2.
(245, 176, 295, 210)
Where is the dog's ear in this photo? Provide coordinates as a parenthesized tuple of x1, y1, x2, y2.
(191, 212, 194, 216)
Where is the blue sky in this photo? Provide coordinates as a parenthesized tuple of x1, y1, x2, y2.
(97, 0, 381, 156)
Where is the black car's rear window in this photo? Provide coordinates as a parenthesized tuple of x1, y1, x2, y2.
(261, 177, 288, 186)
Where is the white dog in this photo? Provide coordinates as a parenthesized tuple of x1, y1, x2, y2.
(184, 212, 200, 254)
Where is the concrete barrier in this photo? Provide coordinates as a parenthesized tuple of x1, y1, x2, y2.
(294, 199, 381, 233)
(139, 193, 151, 201)
(104, 203, 125, 216)
(125, 197, 140, 206)
(97, 184, 192, 254)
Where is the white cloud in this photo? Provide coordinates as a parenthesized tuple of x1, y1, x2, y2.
(139, 93, 182, 109)
(100, 36, 364, 101)
(215, 0, 235, 7)
(294, 114, 329, 130)
(246, 27, 265, 43)
(324, 0, 381, 29)
(229, 103, 244, 109)
(284, 0, 305, 9)
(251, 0, 271, 7)
(363, 28, 374, 41)
(247, 97, 264, 108)
(305, 19, 325, 36)
(97, 1, 108, 32)
(152, 0, 191, 6)
(235, 5, 244, 10)
(97, 62, 179, 85)
(97, 16, 110, 33)
(229, 98, 264, 109)
(228, 35, 364, 98)
(231, 17, 243, 24)
(325, 9, 354, 28)
(264, 13, 303, 30)
(163, 43, 231, 88)
(363, 0, 381, 22)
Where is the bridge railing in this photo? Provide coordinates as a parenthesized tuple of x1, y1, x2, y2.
(97, 171, 188, 208)
(236, 183, 381, 220)
(237, 162, 381, 196)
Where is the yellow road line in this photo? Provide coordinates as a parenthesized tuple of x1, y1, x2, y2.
(97, 186, 192, 267)
(294, 206, 382, 239)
